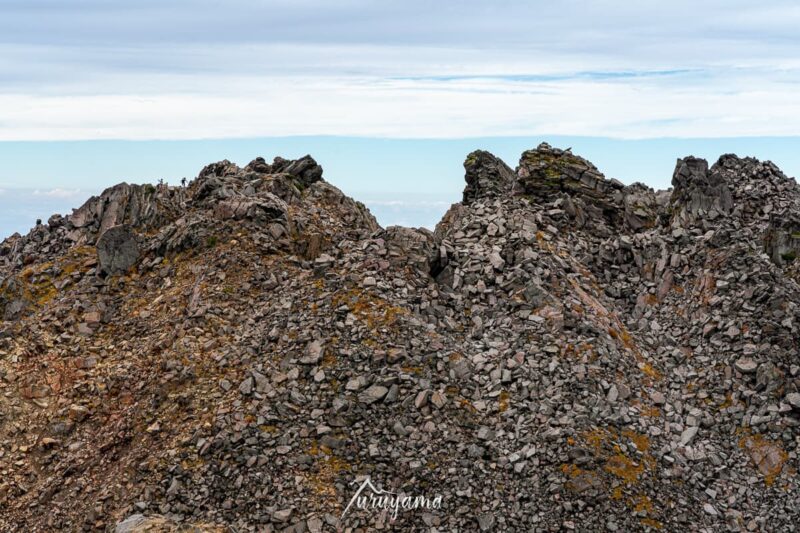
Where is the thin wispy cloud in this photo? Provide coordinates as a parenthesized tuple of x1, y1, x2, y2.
(1, 1, 799, 139)
(32, 188, 83, 198)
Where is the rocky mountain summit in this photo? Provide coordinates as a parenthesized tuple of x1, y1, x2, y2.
(0, 143, 799, 532)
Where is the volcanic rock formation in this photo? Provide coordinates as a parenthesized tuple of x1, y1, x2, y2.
(0, 145, 799, 531)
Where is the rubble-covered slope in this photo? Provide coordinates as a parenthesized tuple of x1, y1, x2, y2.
(0, 145, 799, 532)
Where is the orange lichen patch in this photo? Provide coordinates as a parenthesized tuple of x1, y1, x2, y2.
(322, 351, 337, 367)
(641, 363, 663, 381)
(459, 398, 478, 413)
(604, 453, 646, 485)
(640, 518, 664, 530)
(308, 452, 351, 500)
(498, 390, 510, 413)
(611, 486, 624, 500)
(561, 464, 603, 493)
(622, 430, 650, 452)
(561, 343, 575, 357)
(361, 338, 378, 348)
(645, 293, 659, 306)
(576, 426, 656, 489)
(582, 427, 616, 454)
(617, 327, 636, 351)
(560, 463, 581, 477)
(1, 260, 64, 311)
(332, 288, 409, 330)
(739, 432, 788, 486)
(180, 456, 206, 472)
(325, 455, 350, 475)
(640, 406, 662, 418)
(633, 494, 654, 514)
(34, 284, 58, 305)
(718, 393, 745, 411)
(570, 472, 603, 493)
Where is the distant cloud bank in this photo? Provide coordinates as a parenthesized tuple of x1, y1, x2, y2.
(0, 188, 89, 238)
(1, 1, 800, 140)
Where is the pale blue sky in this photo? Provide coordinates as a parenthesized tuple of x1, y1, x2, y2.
(1, 135, 799, 237)
(1, 2, 799, 237)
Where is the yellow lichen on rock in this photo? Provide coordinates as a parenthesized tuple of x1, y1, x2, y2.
(739, 431, 788, 486)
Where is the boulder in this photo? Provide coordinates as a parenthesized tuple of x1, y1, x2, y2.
(97, 225, 140, 275)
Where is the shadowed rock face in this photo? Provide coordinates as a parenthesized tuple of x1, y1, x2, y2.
(764, 218, 800, 267)
(671, 156, 734, 226)
(97, 225, 140, 276)
(1, 146, 800, 532)
(462, 150, 516, 203)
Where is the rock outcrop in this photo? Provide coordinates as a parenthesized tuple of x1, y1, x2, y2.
(0, 146, 799, 532)
(463, 149, 516, 203)
(671, 156, 734, 226)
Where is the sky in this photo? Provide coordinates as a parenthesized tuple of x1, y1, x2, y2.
(1, 1, 799, 237)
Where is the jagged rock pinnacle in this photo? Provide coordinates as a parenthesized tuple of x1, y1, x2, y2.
(516, 142, 621, 199)
(670, 155, 734, 226)
(462, 150, 515, 203)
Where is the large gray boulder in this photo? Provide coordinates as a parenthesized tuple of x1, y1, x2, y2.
(97, 225, 139, 275)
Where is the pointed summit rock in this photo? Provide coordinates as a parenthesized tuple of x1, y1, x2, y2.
(515, 142, 623, 201)
(514, 142, 660, 232)
(462, 150, 515, 203)
(245, 154, 324, 187)
(670, 156, 733, 226)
